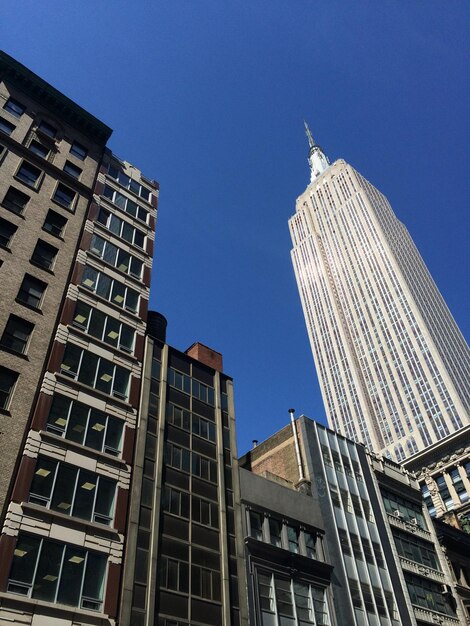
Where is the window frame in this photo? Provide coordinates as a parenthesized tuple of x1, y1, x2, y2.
(0, 366, 19, 410)
(52, 182, 76, 210)
(3, 97, 25, 118)
(72, 299, 136, 354)
(89, 233, 143, 279)
(0, 116, 15, 135)
(42, 209, 67, 238)
(31, 239, 58, 271)
(70, 141, 87, 160)
(15, 161, 43, 189)
(0, 315, 34, 355)
(2, 186, 30, 216)
(97, 207, 146, 249)
(17, 274, 47, 310)
(80, 265, 140, 314)
(0, 217, 17, 249)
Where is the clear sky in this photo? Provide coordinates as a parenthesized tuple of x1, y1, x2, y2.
(2, 1, 469, 456)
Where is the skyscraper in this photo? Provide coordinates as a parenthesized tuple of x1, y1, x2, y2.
(289, 124, 469, 463)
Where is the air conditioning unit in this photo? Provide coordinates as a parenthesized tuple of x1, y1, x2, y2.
(393, 510, 403, 518)
(410, 517, 418, 525)
(440, 584, 449, 594)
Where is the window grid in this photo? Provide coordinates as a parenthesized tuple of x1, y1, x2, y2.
(80, 265, 140, 313)
(72, 300, 135, 354)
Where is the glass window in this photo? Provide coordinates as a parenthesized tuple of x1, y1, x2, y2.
(90, 234, 143, 279)
(159, 556, 188, 593)
(29, 456, 116, 525)
(72, 300, 135, 353)
(38, 120, 57, 138)
(31, 240, 58, 270)
(53, 183, 75, 209)
(2, 186, 30, 215)
(7, 534, 107, 611)
(287, 525, 299, 553)
(405, 573, 456, 616)
(43, 209, 67, 238)
(107, 163, 152, 201)
(103, 184, 149, 224)
(166, 403, 190, 431)
(63, 160, 82, 179)
(0, 117, 15, 135)
(46, 395, 123, 456)
(0, 217, 17, 248)
(1, 315, 34, 354)
(80, 265, 139, 313)
(191, 565, 220, 601)
(250, 511, 264, 541)
(192, 414, 216, 441)
(0, 366, 18, 410)
(393, 529, 440, 570)
(269, 517, 282, 548)
(70, 141, 87, 160)
(60, 343, 130, 400)
(17, 275, 47, 309)
(29, 140, 49, 158)
(16, 161, 42, 188)
(3, 98, 25, 118)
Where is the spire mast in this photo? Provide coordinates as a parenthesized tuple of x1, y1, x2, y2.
(303, 120, 330, 183)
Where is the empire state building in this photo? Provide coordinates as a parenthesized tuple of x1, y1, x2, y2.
(289, 124, 469, 461)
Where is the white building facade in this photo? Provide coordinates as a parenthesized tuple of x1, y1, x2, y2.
(289, 128, 469, 462)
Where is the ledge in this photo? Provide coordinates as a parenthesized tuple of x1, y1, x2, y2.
(399, 556, 445, 582)
(412, 604, 460, 625)
(387, 513, 432, 540)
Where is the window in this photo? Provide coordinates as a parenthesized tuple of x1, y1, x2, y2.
(7, 534, 106, 611)
(43, 209, 67, 238)
(53, 183, 75, 209)
(70, 141, 87, 160)
(159, 556, 189, 593)
(269, 517, 282, 548)
(257, 572, 330, 626)
(372, 542, 384, 568)
(168, 367, 191, 394)
(192, 451, 217, 483)
(2, 186, 29, 215)
(80, 265, 139, 313)
(63, 160, 82, 179)
(162, 486, 189, 518)
(0, 366, 18, 410)
(103, 184, 149, 223)
(338, 529, 351, 556)
(393, 529, 440, 570)
(191, 565, 220, 601)
(0, 217, 17, 248)
(29, 456, 116, 525)
(166, 402, 191, 430)
(250, 511, 264, 541)
(17, 275, 47, 309)
(60, 343, 131, 400)
(28, 140, 49, 159)
(72, 300, 135, 353)
(192, 414, 216, 442)
(361, 537, 375, 565)
(1, 315, 34, 354)
(3, 97, 25, 118)
(349, 534, 363, 561)
(348, 578, 362, 609)
(31, 240, 58, 270)
(361, 582, 375, 613)
(37, 120, 57, 138)
(108, 163, 151, 201)
(0, 117, 15, 135)
(449, 467, 468, 504)
(16, 161, 42, 188)
(97, 207, 146, 248)
(89, 234, 143, 279)
(381, 488, 426, 528)
(287, 525, 299, 553)
(192, 495, 218, 528)
(405, 573, 456, 616)
(46, 395, 123, 456)
(192, 379, 215, 405)
(164, 442, 190, 473)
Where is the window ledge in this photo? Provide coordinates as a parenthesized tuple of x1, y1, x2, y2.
(0, 591, 111, 622)
(15, 298, 43, 314)
(20, 500, 122, 540)
(0, 345, 29, 360)
(39, 428, 128, 469)
(54, 372, 134, 410)
(0, 244, 12, 253)
(29, 259, 55, 275)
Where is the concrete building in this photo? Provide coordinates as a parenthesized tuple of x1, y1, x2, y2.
(0, 51, 158, 626)
(289, 124, 469, 463)
(119, 312, 247, 626)
(240, 415, 465, 626)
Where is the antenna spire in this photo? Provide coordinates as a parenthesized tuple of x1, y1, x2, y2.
(303, 121, 330, 183)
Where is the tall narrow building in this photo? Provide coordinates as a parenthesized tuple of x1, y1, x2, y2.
(289, 124, 469, 463)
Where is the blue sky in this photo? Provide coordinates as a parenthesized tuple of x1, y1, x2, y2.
(2, 1, 469, 455)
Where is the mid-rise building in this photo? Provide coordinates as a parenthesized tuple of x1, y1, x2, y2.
(289, 124, 469, 463)
(240, 415, 466, 626)
(0, 51, 158, 626)
(119, 312, 248, 626)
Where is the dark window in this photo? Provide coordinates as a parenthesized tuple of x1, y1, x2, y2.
(29, 140, 49, 158)
(7, 534, 106, 610)
(72, 300, 135, 353)
(31, 240, 58, 270)
(0, 366, 18, 410)
(16, 162, 42, 188)
(0, 117, 15, 135)
(17, 275, 47, 309)
(0, 217, 17, 248)
(63, 160, 81, 179)
(70, 141, 87, 160)
(1, 315, 34, 354)
(38, 120, 57, 138)
(2, 186, 29, 215)
(43, 210, 67, 238)
(191, 565, 220, 601)
(80, 266, 139, 313)
(53, 183, 75, 209)
(3, 98, 25, 118)
(159, 556, 189, 593)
